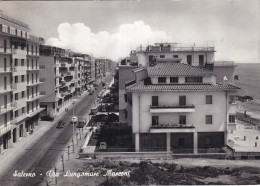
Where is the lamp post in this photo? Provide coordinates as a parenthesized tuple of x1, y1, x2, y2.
(72, 97, 75, 145)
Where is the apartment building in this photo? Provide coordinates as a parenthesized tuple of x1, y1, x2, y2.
(39, 46, 93, 114)
(0, 12, 45, 153)
(70, 52, 92, 95)
(125, 63, 240, 153)
(133, 43, 215, 67)
(131, 43, 236, 83)
(95, 58, 103, 83)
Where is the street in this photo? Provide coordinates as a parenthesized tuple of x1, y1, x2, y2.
(0, 76, 113, 186)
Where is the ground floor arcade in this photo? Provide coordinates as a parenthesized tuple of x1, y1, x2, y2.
(134, 132, 225, 153)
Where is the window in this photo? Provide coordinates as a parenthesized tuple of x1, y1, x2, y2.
(15, 76, 18, 83)
(205, 137, 212, 147)
(206, 115, 213, 124)
(159, 55, 165, 58)
(158, 77, 166, 83)
(206, 95, 212, 104)
(152, 116, 159, 126)
(15, 110, 18, 118)
(187, 55, 192, 65)
(14, 59, 18, 66)
(170, 77, 178, 83)
(173, 55, 178, 58)
(124, 94, 128, 102)
(185, 77, 203, 83)
(15, 93, 18, 100)
(21, 75, 25, 82)
(199, 55, 204, 66)
(17, 29, 21, 37)
(229, 95, 236, 104)
(21, 91, 25, 98)
(229, 115, 236, 123)
(152, 96, 158, 106)
(21, 59, 24, 66)
(179, 96, 186, 106)
(22, 107, 25, 114)
(179, 115, 186, 124)
(2, 25, 8, 33)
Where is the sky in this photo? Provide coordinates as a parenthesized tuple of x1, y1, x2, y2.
(0, 0, 259, 63)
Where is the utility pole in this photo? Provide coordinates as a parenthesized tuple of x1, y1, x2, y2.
(76, 133, 79, 145)
(60, 154, 64, 172)
(54, 166, 57, 185)
(67, 146, 70, 160)
(72, 139, 74, 152)
(72, 98, 75, 144)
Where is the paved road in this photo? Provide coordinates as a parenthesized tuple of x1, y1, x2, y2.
(0, 76, 113, 186)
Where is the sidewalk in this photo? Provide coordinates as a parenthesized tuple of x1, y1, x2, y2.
(0, 91, 90, 178)
(40, 104, 96, 186)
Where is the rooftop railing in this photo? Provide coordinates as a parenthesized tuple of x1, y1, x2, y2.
(0, 13, 30, 29)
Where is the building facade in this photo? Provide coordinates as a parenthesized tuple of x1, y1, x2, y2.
(0, 12, 45, 153)
(126, 63, 239, 153)
(39, 45, 93, 114)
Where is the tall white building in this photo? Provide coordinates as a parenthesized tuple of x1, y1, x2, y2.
(0, 12, 45, 153)
(126, 63, 239, 153)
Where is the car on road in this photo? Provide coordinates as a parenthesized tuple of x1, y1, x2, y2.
(57, 120, 65, 128)
(40, 115, 54, 121)
(70, 116, 78, 123)
(77, 120, 86, 128)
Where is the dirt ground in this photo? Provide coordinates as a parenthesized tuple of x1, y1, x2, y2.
(54, 159, 260, 186)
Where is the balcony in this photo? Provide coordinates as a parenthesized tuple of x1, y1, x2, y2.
(27, 50, 39, 57)
(150, 123, 195, 133)
(27, 81, 42, 87)
(0, 47, 16, 54)
(27, 107, 45, 117)
(0, 122, 16, 136)
(26, 93, 44, 102)
(150, 105, 195, 113)
(0, 66, 16, 73)
(0, 84, 17, 94)
(26, 66, 40, 71)
(0, 102, 17, 114)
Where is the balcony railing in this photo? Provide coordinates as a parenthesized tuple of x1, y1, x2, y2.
(27, 81, 41, 86)
(0, 66, 17, 73)
(27, 107, 45, 117)
(0, 102, 17, 114)
(27, 50, 39, 56)
(0, 122, 16, 136)
(0, 47, 17, 54)
(150, 123, 195, 133)
(150, 105, 195, 113)
(27, 93, 44, 102)
(26, 66, 40, 71)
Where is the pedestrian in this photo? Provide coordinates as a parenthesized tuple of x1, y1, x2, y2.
(244, 110, 247, 117)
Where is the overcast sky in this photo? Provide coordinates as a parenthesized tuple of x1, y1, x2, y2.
(0, 0, 259, 62)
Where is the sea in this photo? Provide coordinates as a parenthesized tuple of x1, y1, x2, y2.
(233, 63, 260, 120)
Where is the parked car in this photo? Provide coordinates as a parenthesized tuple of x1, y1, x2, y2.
(40, 115, 54, 121)
(57, 120, 65, 128)
(70, 116, 78, 123)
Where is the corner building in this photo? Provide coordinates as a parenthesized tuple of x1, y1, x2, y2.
(0, 12, 44, 153)
(126, 63, 239, 153)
